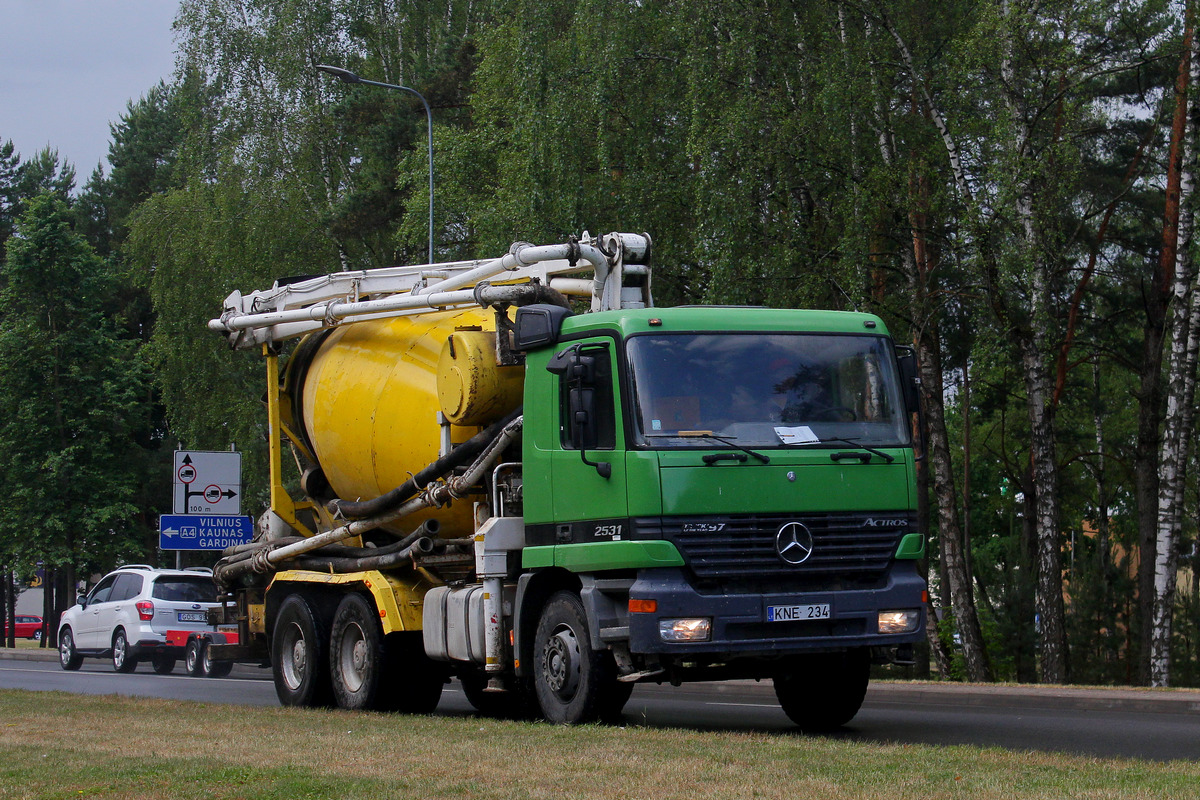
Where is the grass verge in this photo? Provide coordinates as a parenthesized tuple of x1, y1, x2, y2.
(1, 689, 1196, 800)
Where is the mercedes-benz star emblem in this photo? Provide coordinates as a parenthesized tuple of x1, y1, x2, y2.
(775, 522, 814, 565)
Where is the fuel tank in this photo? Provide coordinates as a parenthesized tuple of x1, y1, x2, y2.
(285, 308, 524, 537)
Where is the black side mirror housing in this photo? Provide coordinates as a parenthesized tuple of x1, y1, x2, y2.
(515, 304, 573, 350)
(895, 346, 921, 416)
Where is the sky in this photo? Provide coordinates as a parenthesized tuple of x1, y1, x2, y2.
(0, 1, 182, 185)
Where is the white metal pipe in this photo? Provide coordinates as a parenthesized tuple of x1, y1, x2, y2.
(210, 287, 480, 334)
(483, 576, 503, 676)
(414, 242, 609, 297)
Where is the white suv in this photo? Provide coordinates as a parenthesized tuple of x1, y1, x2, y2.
(58, 565, 221, 674)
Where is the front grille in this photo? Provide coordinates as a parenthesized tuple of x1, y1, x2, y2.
(634, 512, 913, 581)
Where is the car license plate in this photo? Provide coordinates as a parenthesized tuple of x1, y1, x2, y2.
(177, 611, 207, 623)
(767, 603, 830, 622)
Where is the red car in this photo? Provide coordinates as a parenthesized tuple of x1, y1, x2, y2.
(4, 615, 44, 640)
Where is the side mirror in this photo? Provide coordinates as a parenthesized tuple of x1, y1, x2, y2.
(895, 345, 925, 459)
(76, 594, 87, 609)
(515, 304, 573, 350)
(895, 346, 921, 416)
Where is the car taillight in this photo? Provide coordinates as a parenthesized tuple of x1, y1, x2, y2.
(136, 601, 154, 621)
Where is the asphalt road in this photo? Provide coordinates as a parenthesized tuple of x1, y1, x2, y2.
(3, 651, 1199, 762)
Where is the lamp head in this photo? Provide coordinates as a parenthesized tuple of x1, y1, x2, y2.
(315, 64, 361, 84)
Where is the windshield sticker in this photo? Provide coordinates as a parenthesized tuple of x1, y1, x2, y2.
(774, 426, 820, 445)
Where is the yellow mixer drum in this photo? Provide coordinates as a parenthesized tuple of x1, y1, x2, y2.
(288, 308, 523, 538)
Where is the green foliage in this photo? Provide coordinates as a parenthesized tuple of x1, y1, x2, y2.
(0, 195, 152, 573)
(0, 142, 75, 260)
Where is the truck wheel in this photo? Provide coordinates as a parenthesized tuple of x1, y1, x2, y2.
(202, 641, 233, 678)
(532, 591, 622, 724)
(328, 594, 444, 713)
(59, 628, 83, 671)
(152, 654, 177, 675)
(185, 638, 205, 676)
(774, 649, 870, 731)
(112, 629, 138, 673)
(272, 593, 334, 707)
(329, 593, 387, 710)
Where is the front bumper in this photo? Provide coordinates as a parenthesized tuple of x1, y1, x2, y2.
(627, 564, 926, 657)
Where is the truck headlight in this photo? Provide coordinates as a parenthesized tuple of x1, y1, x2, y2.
(659, 618, 711, 642)
(878, 610, 920, 634)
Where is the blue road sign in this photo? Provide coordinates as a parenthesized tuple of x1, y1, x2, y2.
(159, 514, 253, 551)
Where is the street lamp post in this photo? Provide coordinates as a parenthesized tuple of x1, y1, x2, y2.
(316, 64, 435, 265)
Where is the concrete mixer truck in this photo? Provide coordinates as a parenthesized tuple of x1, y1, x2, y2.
(205, 231, 927, 727)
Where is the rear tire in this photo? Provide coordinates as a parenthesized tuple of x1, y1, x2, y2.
(185, 638, 204, 676)
(112, 629, 137, 673)
(329, 593, 387, 710)
(774, 649, 870, 731)
(328, 593, 445, 713)
(59, 628, 83, 671)
(152, 654, 176, 675)
(202, 642, 233, 678)
(272, 593, 333, 707)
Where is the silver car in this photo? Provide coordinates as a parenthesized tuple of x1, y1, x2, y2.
(58, 565, 221, 674)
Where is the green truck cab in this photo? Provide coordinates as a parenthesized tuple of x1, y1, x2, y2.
(510, 304, 925, 726)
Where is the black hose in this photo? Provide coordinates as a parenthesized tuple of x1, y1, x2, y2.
(292, 536, 435, 572)
(327, 407, 522, 519)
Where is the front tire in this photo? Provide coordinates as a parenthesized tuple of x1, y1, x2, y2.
(112, 629, 137, 673)
(532, 591, 623, 724)
(272, 593, 333, 707)
(59, 628, 83, 671)
(774, 649, 870, 731)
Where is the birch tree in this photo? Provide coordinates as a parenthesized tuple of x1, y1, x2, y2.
(1151, 6, 1198, 687)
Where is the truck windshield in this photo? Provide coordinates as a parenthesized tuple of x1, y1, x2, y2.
(627, 332, 911, 449)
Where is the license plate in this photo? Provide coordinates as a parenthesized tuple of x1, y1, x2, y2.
(767, 603, 830, 622)
(177, 611, 207, 623)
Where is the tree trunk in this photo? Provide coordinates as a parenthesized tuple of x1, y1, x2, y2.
(1, 568, 8, 648)
(5, 570, 15, 650)
(1021, 332, 1068, 683)
(915, 429, 953, 679)
(1150, 14, 1198, 686)
(1135, 313, 1168, 683)
(918, 327, 994, 682)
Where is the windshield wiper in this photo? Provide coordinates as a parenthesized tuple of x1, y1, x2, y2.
(792, 436, 895, 464)
(674, 432, 771, 464)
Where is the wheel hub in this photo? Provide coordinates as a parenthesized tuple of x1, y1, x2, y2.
(280, 623, 307, 690)
(338, 623, 368, 693)
(544, 625, 581, 698)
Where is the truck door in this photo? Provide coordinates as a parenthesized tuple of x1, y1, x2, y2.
(548, 337, 630, 539)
